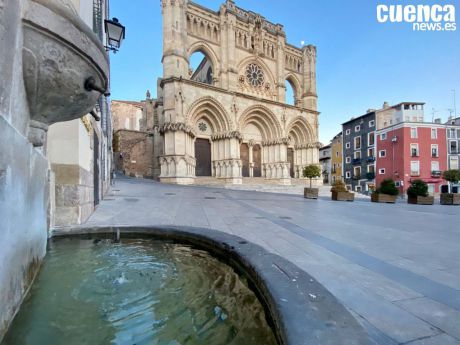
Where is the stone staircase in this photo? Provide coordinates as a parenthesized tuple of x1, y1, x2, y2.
(193, 176, 371, 199)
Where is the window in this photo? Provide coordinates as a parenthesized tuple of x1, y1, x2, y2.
(355, 125, 361, 132)
(379, 150, 386, 157)
(354, 136, 361, 150)
(380, 133, 387, 140)
(450, 156, 459, 169)
(345, 129, 351, 135)
(368, 132, 375, 146)
(450, 140, 458, 154)
(354, 166, 361, 178)
(431, 128, 437, 139)
(336, 151, 339, 157)
(431, 145, 438, 157)
(355, 185, 362, 192)
(448, 128, 455, 138)
(369, 120, 375, 127)
(395, 181, 401, 187)
(410, 127, 418, 139)
(345, 171, 351, 179)
(354, 151, 361, 159)
(410, 161, 420, 176)
(345, 142, 351, 149)
(379, 168, 385, 174)
(367, 165, 375, 173)
(410, 144, 419, 157)
(345, 156, 351, 163)
(368, 148, 375, 158)
(431, 161, 439, 172)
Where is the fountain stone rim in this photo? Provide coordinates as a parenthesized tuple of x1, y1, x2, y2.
(50, 225, 374, 345)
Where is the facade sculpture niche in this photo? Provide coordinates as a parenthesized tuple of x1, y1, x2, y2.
(155, 0, 320, 185)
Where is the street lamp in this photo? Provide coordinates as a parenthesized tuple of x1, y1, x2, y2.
(104, 17, 125, 52)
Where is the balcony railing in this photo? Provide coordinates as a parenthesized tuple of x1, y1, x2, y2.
(352, 175, 361, 180)
(353, 158, 362, 165)
(411, 152, 419, 157)
(366, 172, 375, 180)
(431, 170, 442, 178)
(366, 156, 376, 162)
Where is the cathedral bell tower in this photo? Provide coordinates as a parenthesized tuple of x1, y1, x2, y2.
(161, 0, 189, 78)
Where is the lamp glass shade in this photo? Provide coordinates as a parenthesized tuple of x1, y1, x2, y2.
(105, 18, 125, 49)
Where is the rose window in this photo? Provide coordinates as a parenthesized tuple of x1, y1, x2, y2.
(198, 122, 208, 132)
(245, 63, 264, 87)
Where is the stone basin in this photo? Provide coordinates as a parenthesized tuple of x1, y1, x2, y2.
(22, 0, 109, 146)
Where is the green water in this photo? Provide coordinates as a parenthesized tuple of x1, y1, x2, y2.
(3, 238, 277, 345)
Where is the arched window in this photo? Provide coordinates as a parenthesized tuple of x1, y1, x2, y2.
(285, 79, 296, 106)
(189, 51, 213, 85)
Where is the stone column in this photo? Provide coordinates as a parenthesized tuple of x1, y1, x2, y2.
(276, 35, 286, 103)
(262, 138, 291, 185)
(159, 123, 196, 185)
(248, 141, 254, 177)
(301, 45, 318, 111)
(210, 132, 242, 184)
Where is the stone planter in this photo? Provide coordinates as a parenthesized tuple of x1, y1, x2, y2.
(440, 193, 460, 205)
(407, 196, 434, 205)
(371, 193, 397, 204)
(331, 191, 354, 202)
(304, 187, 319, 199)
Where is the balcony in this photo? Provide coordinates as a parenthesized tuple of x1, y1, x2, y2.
(366, 172, 375, 180)
(353, 158, 362, 165)
(411, 152, 419, 157)
(431, 170, 442, 178)
(366, 156, 376, 163)
(352, 175, 361, 180)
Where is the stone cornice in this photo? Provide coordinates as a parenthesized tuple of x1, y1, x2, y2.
(294, 142, 322, 149)
(262, 137, 290, 146)
(211, 131, 243, 141)
(160, 122, 196, 138)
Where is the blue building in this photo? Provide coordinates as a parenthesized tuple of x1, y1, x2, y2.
(342, 111, 376, 193)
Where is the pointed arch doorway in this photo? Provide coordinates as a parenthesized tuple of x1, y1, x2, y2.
(195, 138, 211, 176)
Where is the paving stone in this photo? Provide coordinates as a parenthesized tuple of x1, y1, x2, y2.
(395, 297, 460, 341)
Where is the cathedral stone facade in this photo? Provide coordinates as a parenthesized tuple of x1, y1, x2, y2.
(155, 0, 321, 185)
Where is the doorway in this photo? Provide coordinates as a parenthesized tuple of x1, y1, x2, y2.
(287, 148, 294, 178)
(240, 143, 249, 177)
(195, 138, 211, 176)
(253, 144, 261, 177)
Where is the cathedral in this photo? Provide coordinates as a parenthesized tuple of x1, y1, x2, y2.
(151, 0, 321, 185)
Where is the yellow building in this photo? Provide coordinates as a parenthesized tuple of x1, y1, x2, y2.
(330, 132, 343, 183)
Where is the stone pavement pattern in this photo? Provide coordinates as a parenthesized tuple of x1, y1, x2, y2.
(83, 177, 460, 345)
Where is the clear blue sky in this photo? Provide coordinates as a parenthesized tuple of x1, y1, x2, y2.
(109, 0, 460, 143)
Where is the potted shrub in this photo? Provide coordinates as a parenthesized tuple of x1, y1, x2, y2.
(371, 178, 398, 203)
(407, 179, 434, 205)
(441, 169, 460, 205)
(331, 180, 354, 201)
(303, 164, 321, 199)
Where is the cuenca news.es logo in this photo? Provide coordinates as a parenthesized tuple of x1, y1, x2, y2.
(377, 4, 457, 31)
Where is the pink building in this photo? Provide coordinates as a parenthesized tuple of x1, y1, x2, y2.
(376, 123, 447, 195)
